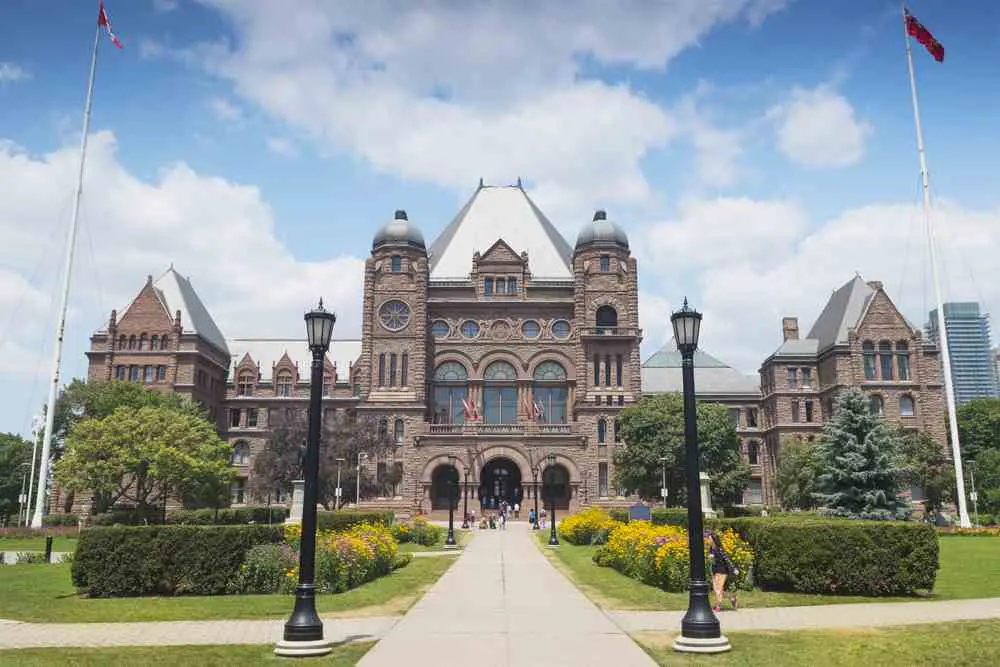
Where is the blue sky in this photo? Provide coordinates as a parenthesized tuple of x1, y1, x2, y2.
(1, 0, 999, 436)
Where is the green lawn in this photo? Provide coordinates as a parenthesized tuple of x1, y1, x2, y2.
(635, 619, 1000, 666)
(0, 539, 78, 553)
(537, 531, 1000, 611)
(0, 555, 457, 623)
(0, 641, 374, 666)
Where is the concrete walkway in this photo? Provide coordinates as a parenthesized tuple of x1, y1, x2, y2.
(358, 524, 656, 667)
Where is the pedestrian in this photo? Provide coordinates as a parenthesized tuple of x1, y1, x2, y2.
(514, 501, 520, 519)
(707, 531, 739, 612)
(500, 511, 506, 530)
(528, 507, 536, 528)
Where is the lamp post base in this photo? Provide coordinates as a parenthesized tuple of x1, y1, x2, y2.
(672, 634, 731, 654)
(274, 639, 334, 657)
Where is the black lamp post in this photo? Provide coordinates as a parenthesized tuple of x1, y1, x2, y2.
(445, 454, 458, 547)
(546, 453, 559, 547)
(275, 300, 335, 657)
(461, 465, 471, 529)
(531, 465, 540, 529)
(670, 298, 730, 654)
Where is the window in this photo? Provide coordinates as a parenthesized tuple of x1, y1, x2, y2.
(230, 478, 246, 505)
(237, 372, 254, 396)
(230, 409, 241, 428)
(551, 320, 571, 338)
(156, 365, 166, 381)
(791, 400, 800, 423)
(596, 305, 618, 330)
(461, 320, 481, 338)
(879, 341, 893, 380)
(600, 254, 610, 272)
(378, 300, 411, 331)
(507, 278, 517, 294)
(747, 441, 760, 465)
(378, 353, 386, 386)
(276, 371, 293, 397)
(247, 408, 258, 428)
(593, 354, 600, 385)
(390, 255, 401, 272)
(801, 367, 812, 387)
(143, 365, 154, 384)
(160, 335, 169, 350)
(115, 365, 126, 380)
(900, 395, 915, 417)
(379, 419, 389, 439)
(118, 335, 126, 350)
(231, 441, 249, 465)
(728, 409, 740, 428)
(613, 418, 621, 442)
(389, 354, 397, 387)
(604, 354, 611, 386)
(805, 400, 814, 423)
(615, 355, 623, 387)
(377, 461, 387, 486)
(128, 335, 137, 350)
(139, 333, 147, 350)
(897, 341, 910, 381)
(862, 341, 876, 380)
(869, 394, 884, 416)
(532, 360, 568, 423)
(394, 418, 405, 444)
(431, 320, 450, 339)
(598, 463, 609, 497)
(597, 418, 607, 443)
(521, 320, 540, 338)
(617, 395, 624, 406)
(787, 367, 798, 388)
(746, 408, 758, 428)
(483, 360, 518, 424)
(322, 378, 331, 396)
(432, 361, 469, 424)
(150, 334, 159, 351)
(495, 278, 506, 294)
(401, 353, 409, 386)
(745, 480, 763, 505)
(484, 278, 494, 295)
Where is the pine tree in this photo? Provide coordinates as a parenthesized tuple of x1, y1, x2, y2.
(814, 387, 908, 520)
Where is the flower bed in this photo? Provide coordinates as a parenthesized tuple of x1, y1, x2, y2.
(392, 516, 442, 546)
(558, 507, 621, 545)
(593, 521, 753, 592)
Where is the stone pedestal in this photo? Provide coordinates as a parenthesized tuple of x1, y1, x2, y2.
(286, 480, 305, 524)
(699, 472, 716, 518)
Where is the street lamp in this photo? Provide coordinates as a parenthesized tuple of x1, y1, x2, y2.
(671, 298, 730, 654)
(356, 451, 367, 506)
(546, 452, 559, 547)
(335, 458, 345, 510)
(967, 460, 979, 527)
(660, 456, 669, 509)
(461, 461, 471, 529)
(531, 464, 540, 529)
(445, 454, 458, 547)
(275, 299, 335, 657)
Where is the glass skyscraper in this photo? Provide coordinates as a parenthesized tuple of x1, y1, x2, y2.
(927, 302, 1000, 405)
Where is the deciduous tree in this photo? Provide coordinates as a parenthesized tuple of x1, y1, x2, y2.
(894, 429, 953, 518)
(0, 433, 33, 524)
(956, 397, 1000, 461)
(775, 436, 821, 510)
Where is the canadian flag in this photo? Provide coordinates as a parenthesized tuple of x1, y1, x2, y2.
(532, 400, 544, 421)
(461, 398, 480, 421)
(98, 2, 123, 49)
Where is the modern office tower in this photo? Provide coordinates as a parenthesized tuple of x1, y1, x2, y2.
(926, 302, 1000, 405)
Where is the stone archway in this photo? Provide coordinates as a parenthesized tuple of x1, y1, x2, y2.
(429, 463, 460, 510)
(479, 457, 523, 511)
(542, 463, 571, 511)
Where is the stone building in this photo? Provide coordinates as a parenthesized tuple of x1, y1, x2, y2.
(758, 275, 946, 505)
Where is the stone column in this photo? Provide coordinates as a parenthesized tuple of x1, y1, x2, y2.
(286, 479, 305, 524)
(700, 472, 716, 518)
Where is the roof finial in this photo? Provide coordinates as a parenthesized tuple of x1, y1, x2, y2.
(394, 209, 408, 221)
(318, 298, 324, 309)
(516, 176, 522, 188)
(478, 177, 484, 188)
(593, 209, 607, 222)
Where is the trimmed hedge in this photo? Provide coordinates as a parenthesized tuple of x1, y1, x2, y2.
(42, 514, 81, 527)
(608, 507, 691, 526)
(315, 511, 394, 532)
(72, 525, 283, 596)
(88, 506, 289, 526)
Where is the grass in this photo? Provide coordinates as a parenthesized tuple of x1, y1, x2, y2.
(0, 641, 374, 666)
(634, 619, 1000, 666)
(536, 531, 1000, 611)
(397, 529, 473, 553)
(0, 538, 78, 552)
(0, 555, 457, 623)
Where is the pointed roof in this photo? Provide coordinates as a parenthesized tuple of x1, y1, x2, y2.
(428, 183, 574, 280)
(151, 267, 229, 355)
(641, 338, 760, 396)
(804, 274, 874, 350)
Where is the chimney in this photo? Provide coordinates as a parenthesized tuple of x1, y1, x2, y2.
(782, 317, 799, 342)
(867, 280, 883, 291)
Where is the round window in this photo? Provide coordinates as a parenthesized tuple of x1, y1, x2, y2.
(551, 320, 571, 339)
(379, 300, 411, 331)
(521, 320, 540, 338)
(461, 320, 481, 338)
(431, 320, 450, 339)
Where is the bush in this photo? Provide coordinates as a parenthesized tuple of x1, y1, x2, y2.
(42, 514, 80, 527)
(608, 507, 694, 527)
(392, 516, 441, 546)
(559, 507, 621, 545)
(228, 543, 299, 594)
(15, 552, 49, 564)
(89, 506, 289, 526)
(315, 511, 394, 532)
(71, 525, 284, 596)
(939, 526, 1000, 537)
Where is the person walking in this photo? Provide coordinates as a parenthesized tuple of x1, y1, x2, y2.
(707, 531, 739, 612)
(513, 501, 520, 519)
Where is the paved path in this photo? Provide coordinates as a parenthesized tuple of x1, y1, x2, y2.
(358, 524, 656, 667)
(611, 597, 1000, 633)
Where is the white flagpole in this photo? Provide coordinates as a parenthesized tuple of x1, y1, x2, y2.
(31, 14, 103, 528)
(902, 5, 970, 528)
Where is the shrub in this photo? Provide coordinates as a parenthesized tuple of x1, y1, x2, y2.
(228, 543, 299, 594)
(392, 516, 441, 546)
(608, 507, 693, 527)
(15, 552, 49, 565)
(315, 511, 394, 532)
(89, 506, 289, 526)
(71, 525, 283, 596)
(939, 526, 1000, 537)
(42, 514, 80, 527)
(559, 507, 621, 545)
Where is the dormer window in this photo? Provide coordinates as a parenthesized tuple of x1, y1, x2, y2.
(484, 278, 494, 295)
(507, 278, 517, 294)
(390, 255, 402, 272)
(495, 278, 506, 294)
(600, 255, 610, 272)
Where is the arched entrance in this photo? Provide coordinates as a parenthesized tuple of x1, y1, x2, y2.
(542, 463, 571, 511)
(430, 463, 459, 510)
(479, 457, 522, 511)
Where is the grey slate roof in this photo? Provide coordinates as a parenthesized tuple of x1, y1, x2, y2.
(641, 338, 760, 396)
(805, 275, 874, 350)
(227, 338, 362, 383)
(428, 183, 574, 280)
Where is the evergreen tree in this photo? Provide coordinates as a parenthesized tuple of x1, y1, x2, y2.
(814, 387, 908, 520)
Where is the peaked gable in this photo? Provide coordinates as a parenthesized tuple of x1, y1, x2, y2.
(855, 286, 918, 336)
(117, 278, 175, 331)
(478, 239, 524, 265)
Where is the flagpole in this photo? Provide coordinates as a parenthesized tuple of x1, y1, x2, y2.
(902, 5, 970, 528)
(31, 14, 103, 528)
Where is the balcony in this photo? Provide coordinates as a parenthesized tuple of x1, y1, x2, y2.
(416, 421, 579, 442)
(580, 326, 642, 339)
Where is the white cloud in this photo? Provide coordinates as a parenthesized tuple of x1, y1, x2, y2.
(768, 85, 872, 167)
(208, 96, 243, 122)
(153, 0, 179, 12)
(0, 133, 365, 431)
(266, 137, 298, 157)
(0, 62, 30, 84)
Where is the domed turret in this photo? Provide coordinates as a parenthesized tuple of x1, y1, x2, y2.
(372, 210, 426, 251)
(574, 209, 629, 251)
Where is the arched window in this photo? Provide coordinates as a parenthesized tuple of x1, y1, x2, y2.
(150, 334, 159, 351)
(900, 395, 915, 417)
(390, 255, 401, 272)
(400, 352, 409, 386)
(896, 341, 910, 381)
(869, 394, 884, 416)
(432, 361, 469, 424)
(128, 335, 137, 350)
(160, 335, 169, 350)
(862, 341, 876, 380)
(389, 353, 397, 387)
(596, 305, 618, 330)
(747, 441, 760, 465)
(878, 341, 893, 380)
(483, 361, 517, 424)
(377, 353, 386, 386)
(379, 418, 389, 439)
(597, 418, 607, 443)
(394, 418, 405, 444)
(532, 361, 567, 424)
(613, 418, 621, 442)
(276, 371, 293, 397)
(237, 372, 254, 396)
(139, 333, 147, 350)
(231, 441, 249, 466)
(118, 334, 126, 350)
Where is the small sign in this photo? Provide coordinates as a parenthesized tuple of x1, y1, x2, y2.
(660, 488, 669, 498)
(334, 488, 342, 498)
(628, 502, 652, 522)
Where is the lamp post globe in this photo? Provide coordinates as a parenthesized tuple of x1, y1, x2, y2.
(275, 299, 336, 657)
(546, 452, 559, 547)
(669, 298, 729, 654)
(445, 454, 458, 547)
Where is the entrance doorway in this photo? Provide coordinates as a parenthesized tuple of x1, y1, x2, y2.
(430, 463, 459, 510)
(542, 463, 571, 511)
(479, 458, 522, 511)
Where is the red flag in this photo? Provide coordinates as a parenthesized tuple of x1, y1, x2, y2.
(905, 11, 943, 62)
(98, 2, 124, 49)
